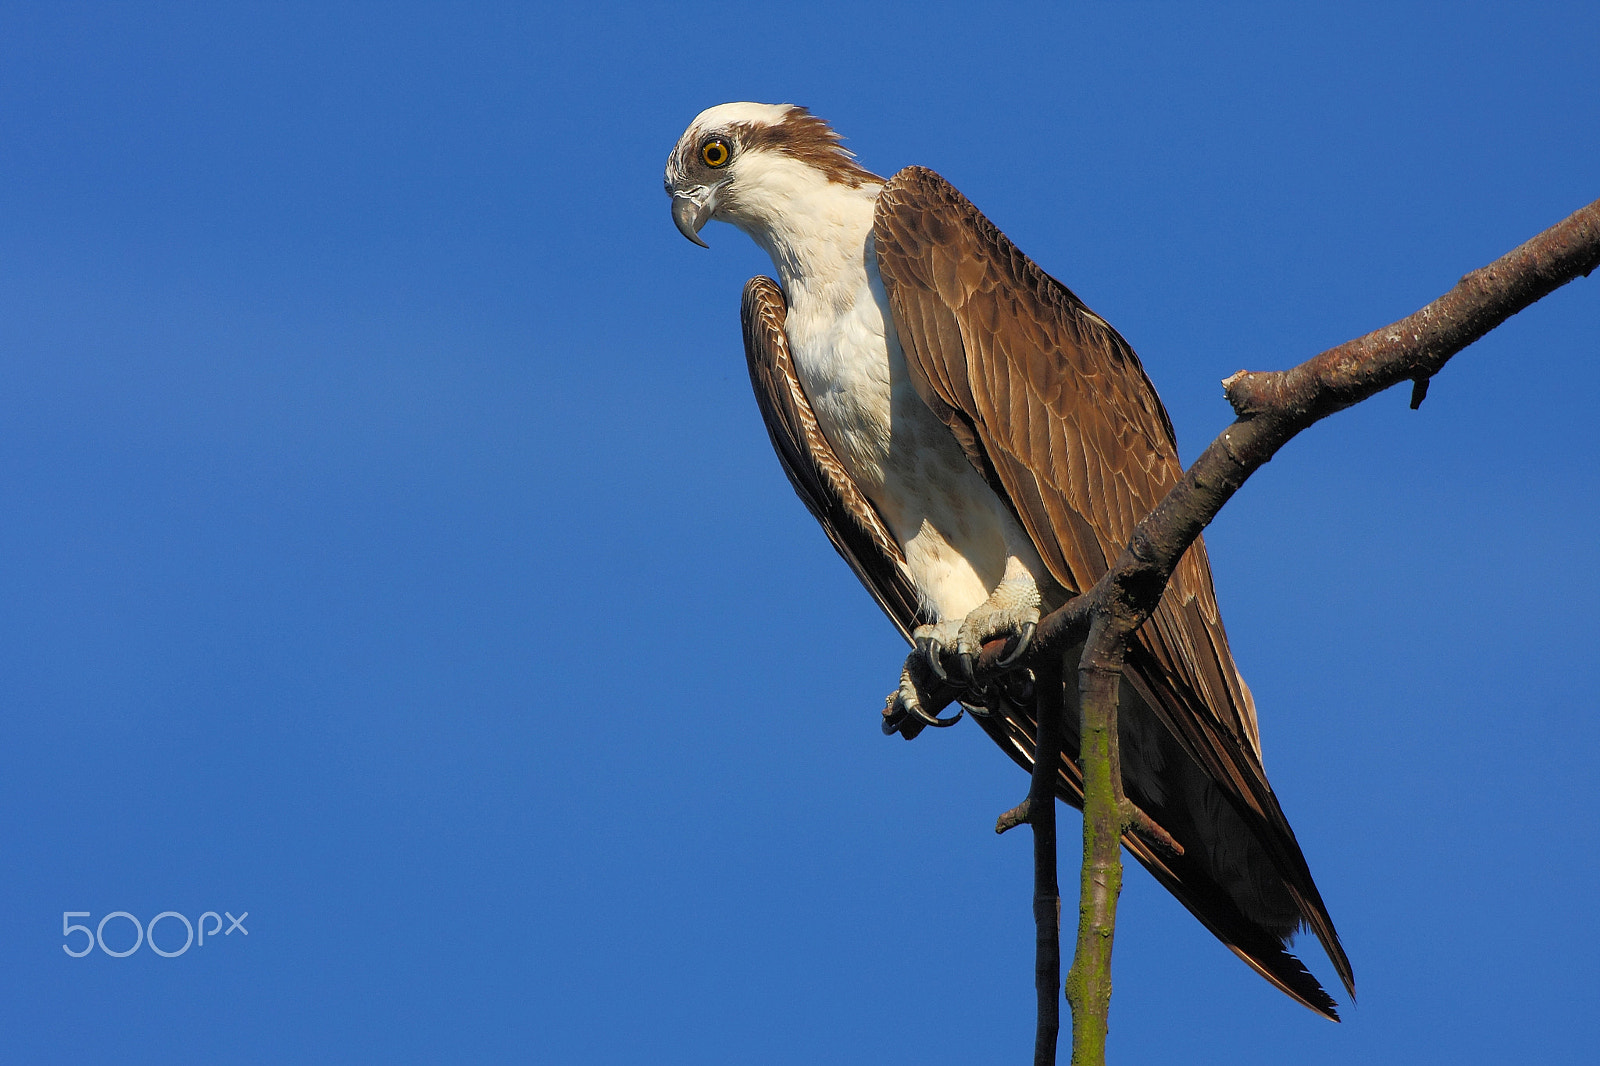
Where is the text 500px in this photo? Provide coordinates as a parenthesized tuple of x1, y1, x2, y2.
(62, 910, 248, 958)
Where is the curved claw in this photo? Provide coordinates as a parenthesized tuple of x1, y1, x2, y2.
(916, 634, 950, 683)
(997, 621, 1036, 669)
(954, 650, 977, 685)
(911, 702, 964, 728)
(959, 682, 997, 718)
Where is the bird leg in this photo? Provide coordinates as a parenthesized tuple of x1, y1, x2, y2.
(913, 618, 964, 682)
(947, 558, 1042, 683)
(884, 626, 1040, 737)
(883, 643, 963, 737)
(884, 562, 1044, 738)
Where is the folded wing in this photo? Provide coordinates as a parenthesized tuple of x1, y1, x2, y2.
(742, 197, 1353, 1014)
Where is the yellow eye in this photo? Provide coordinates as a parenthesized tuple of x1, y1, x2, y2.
(700, 138, 731, 168)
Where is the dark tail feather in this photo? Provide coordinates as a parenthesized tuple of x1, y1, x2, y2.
(1117, 828, 1342, 1020)
(973, 702, 1350, 1021)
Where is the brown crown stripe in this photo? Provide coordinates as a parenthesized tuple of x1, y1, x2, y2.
(732, 107, 883, 189)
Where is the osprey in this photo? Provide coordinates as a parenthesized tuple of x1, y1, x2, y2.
(665, 102, 1353, 1018)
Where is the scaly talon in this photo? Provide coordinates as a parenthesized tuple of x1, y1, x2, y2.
(919, 636, 949, 682)
(955, 650, 976, 685)
(998, 621, 1036, 669)
(948, 561, 1042, 678)
(883, 648, 963, 737)
(952, 604, 1040, 674)
(913, 620, 962, 684)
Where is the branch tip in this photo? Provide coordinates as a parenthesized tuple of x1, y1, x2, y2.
(1409, 375, 1431, 410)
(1121, 799, 1183, 858)
(996, 797, 1033, 835)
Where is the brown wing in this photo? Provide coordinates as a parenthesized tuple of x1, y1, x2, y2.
(873, 166, 1353, 1013)
(742, 276, 927, 642)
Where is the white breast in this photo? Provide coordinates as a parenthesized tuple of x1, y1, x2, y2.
(782, 245, 1047, 623)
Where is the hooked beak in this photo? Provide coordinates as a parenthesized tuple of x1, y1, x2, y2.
(671, 188, 716, 248)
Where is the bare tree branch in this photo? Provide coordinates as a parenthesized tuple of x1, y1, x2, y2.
(1027, 659, 1066, 1066)
(941, 196, 1600, 1064)
(1060, 616, 1126, 1066)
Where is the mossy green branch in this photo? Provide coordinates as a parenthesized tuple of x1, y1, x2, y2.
(1063, 621, 1126, 1066)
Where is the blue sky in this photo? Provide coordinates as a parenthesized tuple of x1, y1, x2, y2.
(2, 3, 1596, 1063)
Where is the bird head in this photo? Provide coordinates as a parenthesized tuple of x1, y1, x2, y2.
(664, 102, 881, 248)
